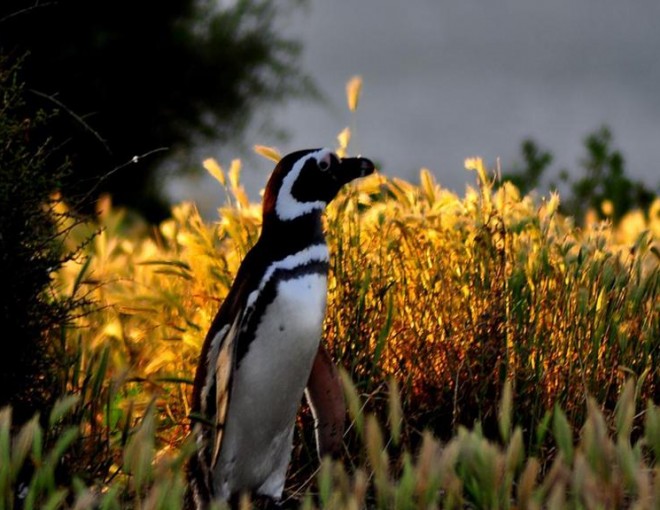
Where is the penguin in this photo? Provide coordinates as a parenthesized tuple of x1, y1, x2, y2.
(186, 148, 375, 508)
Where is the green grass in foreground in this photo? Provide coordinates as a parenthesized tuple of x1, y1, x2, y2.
(1, 378, 659, 509)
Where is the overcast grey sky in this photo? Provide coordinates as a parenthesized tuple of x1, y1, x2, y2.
(170, 0, 660, 217)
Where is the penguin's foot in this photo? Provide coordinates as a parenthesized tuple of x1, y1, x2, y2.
(228, 493, 297, 510)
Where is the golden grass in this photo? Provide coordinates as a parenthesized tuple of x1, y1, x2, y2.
(33, 151, 658, 508)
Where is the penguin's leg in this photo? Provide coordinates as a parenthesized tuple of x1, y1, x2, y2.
(254, 424, 295, 500)
(304, 345, 346, 459)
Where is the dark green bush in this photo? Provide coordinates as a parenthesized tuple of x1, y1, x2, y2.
(0, 55, 76, 425)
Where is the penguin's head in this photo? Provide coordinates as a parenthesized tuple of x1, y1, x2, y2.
(263, 148, 375, 222)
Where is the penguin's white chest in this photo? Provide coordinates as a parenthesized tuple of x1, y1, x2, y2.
(266, 273, 328, 344)
(245, 272, 328, 377)
(215, 272, 328, 499)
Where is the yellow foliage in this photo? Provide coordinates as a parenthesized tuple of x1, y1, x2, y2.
(336, 127, 351, 158)
(203, 158, 225, 186)
(253, 144, 281, 162)
(346, 75, 363, 112)
(51, 113, 658, 469)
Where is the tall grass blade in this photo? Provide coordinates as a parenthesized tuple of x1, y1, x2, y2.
(552, 406, 573, 464)
(253, 145, 281, 162)
(346, 76, 362, 112)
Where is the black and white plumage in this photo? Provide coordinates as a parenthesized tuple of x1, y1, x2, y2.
(186, 148, 375, 508)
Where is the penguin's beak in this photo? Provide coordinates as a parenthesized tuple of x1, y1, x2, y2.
(337, 156, 376, 184)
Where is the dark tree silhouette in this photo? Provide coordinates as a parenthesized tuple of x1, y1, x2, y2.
(501, 139, 553, 196)
(0, 0, 314, 221)
(561, 127, 656, 222)
(503, 127, 658, 223)
(0, 56, 75, 424)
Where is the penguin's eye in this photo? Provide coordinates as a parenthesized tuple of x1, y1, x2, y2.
(318, 159, 330, 172)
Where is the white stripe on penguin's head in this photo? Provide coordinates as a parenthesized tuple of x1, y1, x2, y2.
(275, 148, 334, 221)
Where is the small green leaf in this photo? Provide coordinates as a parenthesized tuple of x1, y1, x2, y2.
(49, 394, 80, 427)
(387, 377, 402, 447)
(644, 400, 660, 463)
(552, 406, 573, 464)
(498, 380, 513, 442)
(339, 369, 363, 438)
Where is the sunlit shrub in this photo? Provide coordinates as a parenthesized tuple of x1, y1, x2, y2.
(39, 147, 658, 506)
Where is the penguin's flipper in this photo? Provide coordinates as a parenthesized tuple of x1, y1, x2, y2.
(211, 314, 241, 467)
(305, 345, 346, 459)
